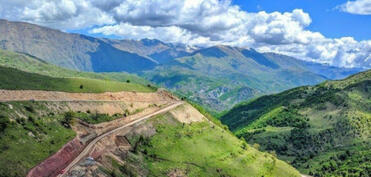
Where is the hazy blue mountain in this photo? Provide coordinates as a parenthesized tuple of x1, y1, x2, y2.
(263, 53, 364, 80)
(0, 19, 157, 72)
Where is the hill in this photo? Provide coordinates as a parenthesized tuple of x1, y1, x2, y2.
(0, 71, 300, 177)
(0, 65, 155, 93)
(220, 70, 371, 176)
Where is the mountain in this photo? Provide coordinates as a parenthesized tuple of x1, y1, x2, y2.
(220, 70, 371, 176)
(0, 19, 158, 72)
(0, 65, 300, 177)
(263, 53, 363, 80)
(0, 19, 363, 112)
(141, 46, 329, 111)
(102, 38, 193, 64)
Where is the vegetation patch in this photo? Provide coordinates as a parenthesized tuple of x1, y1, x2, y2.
(0, 101, 75, 177)
(221, 70, 371, 176)
(0, 66, 156, 93)
(121, 113, 300, 177)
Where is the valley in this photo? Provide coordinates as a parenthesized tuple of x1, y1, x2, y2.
(0, 16, 369, 177)
(0, 20, 363, 112)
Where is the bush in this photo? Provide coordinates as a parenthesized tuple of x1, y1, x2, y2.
(0, 114, 10, 132)
(61, 111, 74, 128)
(24, 105, 35, 113)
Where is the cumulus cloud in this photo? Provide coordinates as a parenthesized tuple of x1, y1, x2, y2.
(339, 0, 371, 15)
(0, 0, 115, 29)
(0, 0, 370, 68)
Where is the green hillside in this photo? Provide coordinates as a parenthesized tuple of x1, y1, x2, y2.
(0, 66, 155, 93)
(0, 101, 76, 177)
(0, 49, 150, 85)
(221, 70, 371, 176)
(103, 109, 301, 177)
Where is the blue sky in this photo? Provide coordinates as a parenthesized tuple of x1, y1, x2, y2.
(233, 0, 371, 40)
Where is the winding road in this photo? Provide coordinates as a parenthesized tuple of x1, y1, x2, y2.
(58, 101, 184, 177)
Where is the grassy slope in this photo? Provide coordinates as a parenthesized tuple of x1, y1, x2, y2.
(0, 102, 76, 177)
(108, 111, 300, 177)
(221, 70, 371, 176)
(0, 49, 151, 85)
(0, 66, 155, 93)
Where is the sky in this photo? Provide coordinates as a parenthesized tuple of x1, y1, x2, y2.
(0, 0, 370, 69)
(233, 0, 371, 41)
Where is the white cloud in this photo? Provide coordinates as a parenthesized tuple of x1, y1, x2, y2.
(0, 0, 370, 68)
(339, 0, 371, 15)
(0, 0, 115, 29)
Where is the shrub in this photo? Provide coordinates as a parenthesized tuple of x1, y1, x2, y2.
(61, 111, 74, 128)
(0, 114, 10, 132)
(24, 105, 35, 113)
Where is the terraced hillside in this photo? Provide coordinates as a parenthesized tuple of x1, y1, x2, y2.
(221, 70, 371, 176)
(0, 68, 300, 177)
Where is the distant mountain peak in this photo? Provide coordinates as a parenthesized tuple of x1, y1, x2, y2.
(139, 38, 168, 47)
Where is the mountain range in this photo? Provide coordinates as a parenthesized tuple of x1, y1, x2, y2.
(0, 19, 363, 111)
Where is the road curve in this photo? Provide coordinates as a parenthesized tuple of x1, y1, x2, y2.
(59, 101, 184, 177)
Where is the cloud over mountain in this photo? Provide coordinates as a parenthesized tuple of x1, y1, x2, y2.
(0, 0, 370, 68)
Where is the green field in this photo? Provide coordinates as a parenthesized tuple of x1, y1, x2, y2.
(0, 66, 156, 93)
(221, 70, 371, 176)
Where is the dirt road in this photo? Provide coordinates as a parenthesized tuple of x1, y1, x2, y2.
(58, 101, 184, 177)
(0, 89, 176, 102)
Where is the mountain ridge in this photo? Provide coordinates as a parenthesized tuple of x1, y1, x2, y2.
(0, 19, 363, 112)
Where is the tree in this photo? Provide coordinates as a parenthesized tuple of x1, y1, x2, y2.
(126, 80, 130, 83)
